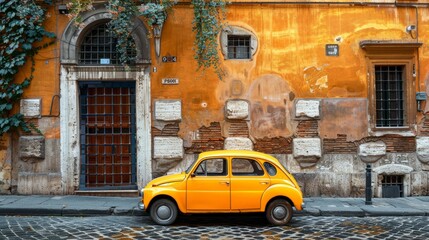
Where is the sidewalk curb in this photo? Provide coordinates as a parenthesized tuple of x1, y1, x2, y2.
(1, 195, 428, 218)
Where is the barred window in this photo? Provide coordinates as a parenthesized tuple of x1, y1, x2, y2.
(227, 35, 251, 59)
(375, 65, 405, 127)
(79, 23, 136, 65)
(360, 41, 420, 132)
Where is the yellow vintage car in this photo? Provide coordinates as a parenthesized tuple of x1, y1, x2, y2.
(139, 150, 304, 225)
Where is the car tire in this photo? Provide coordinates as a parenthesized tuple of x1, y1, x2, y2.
(265, 199, 293, 226)
(150, 199, 178, 225)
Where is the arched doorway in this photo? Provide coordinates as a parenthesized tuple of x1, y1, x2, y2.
(60, 6, 152, 194)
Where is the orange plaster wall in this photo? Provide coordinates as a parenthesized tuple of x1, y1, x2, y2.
(18, 4, 429, 140)
(12, 6, 72, 139)
(150, 5, 427, 140)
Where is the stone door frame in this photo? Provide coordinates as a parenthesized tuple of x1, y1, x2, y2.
(59, 6, 152, 194)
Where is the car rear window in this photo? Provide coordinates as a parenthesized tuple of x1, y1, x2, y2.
(263, 162, 277, 176)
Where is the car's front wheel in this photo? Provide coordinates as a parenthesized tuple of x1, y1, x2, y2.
(149, 199, 178, 225)
(265, 199, 293, 226)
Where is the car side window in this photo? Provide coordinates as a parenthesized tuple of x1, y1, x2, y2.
(232, 158, 264, 176)
(263, 162, 277, 176)
(194, 158, 227, 176)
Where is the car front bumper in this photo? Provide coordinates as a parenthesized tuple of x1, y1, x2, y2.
(138, 201, 145, 210)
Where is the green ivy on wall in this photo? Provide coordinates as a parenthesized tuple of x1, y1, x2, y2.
(0, 0, 55, 136)
(67, 0, 227, 77)
(191, 0, 227, 79)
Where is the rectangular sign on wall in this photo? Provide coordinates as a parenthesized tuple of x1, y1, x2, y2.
(20, 98, 41, 118)
(326, 44, 339, 56)
(162, 78, 179, 85)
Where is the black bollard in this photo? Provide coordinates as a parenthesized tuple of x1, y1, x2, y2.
(365, 164, 372, 205)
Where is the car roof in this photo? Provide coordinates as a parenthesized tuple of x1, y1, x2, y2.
(198, 150, 280, 164)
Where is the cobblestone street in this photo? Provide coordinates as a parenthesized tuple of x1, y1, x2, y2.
(0, 214, 428, 239)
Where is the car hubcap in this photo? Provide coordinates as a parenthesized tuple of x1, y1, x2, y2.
(157, 205, 171, 220)
(273, 206, 286, 219)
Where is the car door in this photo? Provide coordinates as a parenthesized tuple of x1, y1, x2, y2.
(186, 158, 230, 211)
(230, 158, 270, 210)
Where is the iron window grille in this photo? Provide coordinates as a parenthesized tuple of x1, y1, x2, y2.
(381, 175, 404, 198)
(375, 65, 405, 127)
(79, 23, 136, 65)
(227, 35, 251, 59)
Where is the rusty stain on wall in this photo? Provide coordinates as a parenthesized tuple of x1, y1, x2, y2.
(248, 74, 294, 138)
(320, 98, 368, 141)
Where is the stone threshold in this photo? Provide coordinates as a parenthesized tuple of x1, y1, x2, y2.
(75, 190, 139, 197)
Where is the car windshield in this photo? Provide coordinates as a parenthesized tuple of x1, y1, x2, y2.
(185, 158, 198, 174)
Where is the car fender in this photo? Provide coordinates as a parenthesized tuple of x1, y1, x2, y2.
(260, 184, 304, 211)
(144, 186, 187, 213)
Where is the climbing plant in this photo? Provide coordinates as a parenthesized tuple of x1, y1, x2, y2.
(191, 0, 227, 79)
(107, 0, 139, 64)
(0, 0, 55, 135)
(67, 0, 227, 77)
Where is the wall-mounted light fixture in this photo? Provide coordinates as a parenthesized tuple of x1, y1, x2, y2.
(416, 92, 427, 112)
(58, 4, 69, 14)
(406, 25, 416, 33)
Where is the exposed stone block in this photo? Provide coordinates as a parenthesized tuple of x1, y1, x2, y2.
(318, 154, 354, 173)
(225, 99, 249, 120)
(416, 137, 429, 163)
(410, 172, 428, 196)
(318, 173, 351, 197)
(295, 99, 320, 118)
(152, 158, 182, 178)
(17, 173, 61, 195)
(154, 100, 182, 121)
(19, 136, 45, 161)
(358, 141, 386, 163)
(153, 137, 183, 159)
(224, 137, 253, 150)
(350, 173, 366, 198)
(293, 138, 321, 167)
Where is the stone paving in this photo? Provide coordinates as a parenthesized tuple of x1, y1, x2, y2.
(0, 214, 428, 239)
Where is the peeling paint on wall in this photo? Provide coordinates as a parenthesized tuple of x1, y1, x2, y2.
(304, 65, 329, 93)
(320, 98, 368, 141)
(248, 74, 294, 138)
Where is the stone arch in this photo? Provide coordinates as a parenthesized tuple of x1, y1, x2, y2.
(60, 4, 150, 65)
(373, 164, 413, 197)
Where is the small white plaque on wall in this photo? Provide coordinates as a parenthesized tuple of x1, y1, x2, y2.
(224, 137, 253, 150)
(293, 138, 322, 158)
(225, 100, 249, 120)
(295, 99, 320, 118)
(154, 100, 182, 121)
(20, 98, 41, 118)
(154, 137, 183, 159)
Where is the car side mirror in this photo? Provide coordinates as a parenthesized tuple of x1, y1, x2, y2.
(190, 173, 196, 178)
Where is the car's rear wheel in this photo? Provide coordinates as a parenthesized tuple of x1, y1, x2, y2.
(265, 199, 293, 225)
(150, 199, 178, 225)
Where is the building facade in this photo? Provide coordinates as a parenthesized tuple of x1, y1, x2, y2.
(0, 0, 428, 197)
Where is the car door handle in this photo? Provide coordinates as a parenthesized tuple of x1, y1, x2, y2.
(260, 181, 269, 185)
(220, 181, 230, 185)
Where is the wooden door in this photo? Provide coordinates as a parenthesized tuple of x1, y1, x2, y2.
(79, 82, 137, 190)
